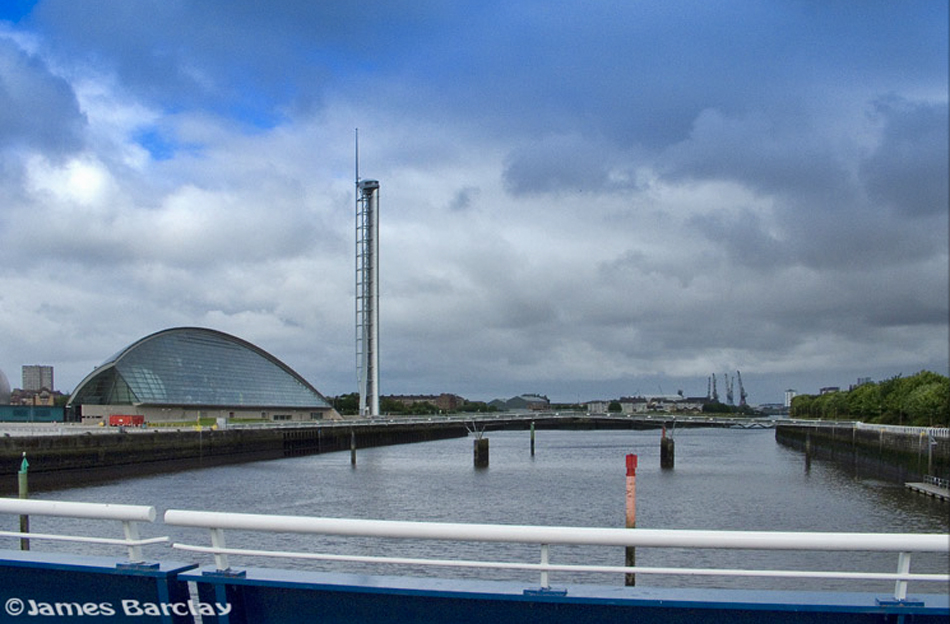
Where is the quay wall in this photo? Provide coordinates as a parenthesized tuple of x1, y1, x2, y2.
(0, 423, 468, 494)
(775, 422, 949, 483)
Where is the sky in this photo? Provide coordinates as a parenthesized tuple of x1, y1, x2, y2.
(0, 1, 947, 405)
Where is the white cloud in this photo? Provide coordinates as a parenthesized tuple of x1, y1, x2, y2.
(0, 1, 945, 405)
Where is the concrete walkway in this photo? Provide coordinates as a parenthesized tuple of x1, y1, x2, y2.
(905, 481, 950, 502)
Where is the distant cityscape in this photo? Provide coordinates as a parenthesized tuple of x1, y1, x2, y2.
(1, 362, 885, 419)
(2, 365, 67, 407)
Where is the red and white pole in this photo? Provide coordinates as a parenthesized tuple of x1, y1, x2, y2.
(625, 454, 637, 586)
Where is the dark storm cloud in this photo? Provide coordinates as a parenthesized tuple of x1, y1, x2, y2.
(0, 36, 84, 154)
(502, 135, 619, 196)
(860, 97, 949, 218)
(686, 209, 789, 272)
(28, 0, 454, 125)
(447, 186, 480, 212)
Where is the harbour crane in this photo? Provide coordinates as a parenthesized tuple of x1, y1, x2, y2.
(737, 370, 748, 407)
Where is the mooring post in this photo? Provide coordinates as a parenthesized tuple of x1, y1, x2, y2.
(474, 437, 489, 468)
(625, 453, 637, 586)
(350, 429, 357, 466)
(530, 421, 536, 457)
(660, 426, 675, 469)
(18, 452, 29, 551)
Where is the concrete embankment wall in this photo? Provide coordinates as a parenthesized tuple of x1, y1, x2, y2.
(775, 422, 949, 483)
(0, 423, 468, 494)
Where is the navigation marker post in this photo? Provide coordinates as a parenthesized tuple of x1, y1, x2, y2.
(18, 452, 29, 551)
(625, 453, 637, 586)
(530, 421, 535, 457)
(660, 425, 675, 469)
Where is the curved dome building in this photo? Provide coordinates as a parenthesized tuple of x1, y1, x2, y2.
(69, 327, 339, 424)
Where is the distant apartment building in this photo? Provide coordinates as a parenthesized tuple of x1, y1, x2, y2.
(784, 389, 797, 408)
(22, 365, 54, 392)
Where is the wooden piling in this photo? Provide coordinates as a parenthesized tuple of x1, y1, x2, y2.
(350, 430, 357, 466)
(660, 427, 675, 469)
(530, 421, 535, 457)
(625, 454, 637, 586)
(474, 438, 489, 468)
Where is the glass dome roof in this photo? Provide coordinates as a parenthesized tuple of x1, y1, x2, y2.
(69, 327, 330, 408)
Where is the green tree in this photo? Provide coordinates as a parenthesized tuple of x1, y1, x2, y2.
(847, 381, 881, 420)
(703, 401, 733, 414)
(790, 370, 948, 425)
(459, 401, 497, 413)
(790, 394, 815, 419)
(904, 379, 950, 427)
(332, 393, 360, 415)
(820, 391, 850, 420)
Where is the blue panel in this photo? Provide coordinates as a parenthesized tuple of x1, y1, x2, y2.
(0, 550, 197, 623)
(183, 566, 950, 624)
(0, 406, 65, 423)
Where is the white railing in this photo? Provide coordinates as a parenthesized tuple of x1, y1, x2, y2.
(0, 499, 167, 563)
(924, 474, 949, 489)
(164, 510, 950, 601)
(854, 422, 950, 439)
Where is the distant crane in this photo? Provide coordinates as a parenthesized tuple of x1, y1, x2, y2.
(711, 374, 719, 403)
(725, 373, 734, 406)
(737, 370, 748, 407)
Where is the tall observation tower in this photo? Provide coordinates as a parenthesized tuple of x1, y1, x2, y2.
(355, 133, 380, 417)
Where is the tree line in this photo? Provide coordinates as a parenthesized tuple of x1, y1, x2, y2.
(789, 370, 949, 427)
(330, 393, 496, 416)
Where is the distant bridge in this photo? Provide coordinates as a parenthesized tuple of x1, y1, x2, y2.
(309, 411, 780, 431)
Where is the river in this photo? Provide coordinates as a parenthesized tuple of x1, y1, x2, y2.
(7, 428, 949, 593)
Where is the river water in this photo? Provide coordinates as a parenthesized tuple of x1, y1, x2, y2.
(8, 428, 949, 593)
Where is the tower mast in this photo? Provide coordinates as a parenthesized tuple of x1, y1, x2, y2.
(355, 130, 380, 417)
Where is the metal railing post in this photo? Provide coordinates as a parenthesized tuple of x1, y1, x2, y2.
(210, 527, 230, 571)
(122, 520, 143, 563)
(894, 551, 911, 601)
(539, 543, 550, 589)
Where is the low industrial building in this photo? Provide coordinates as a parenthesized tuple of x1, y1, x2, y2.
(68, 327, 340, 425)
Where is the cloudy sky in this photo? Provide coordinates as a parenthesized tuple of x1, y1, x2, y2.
(0, 1, 946, 405)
